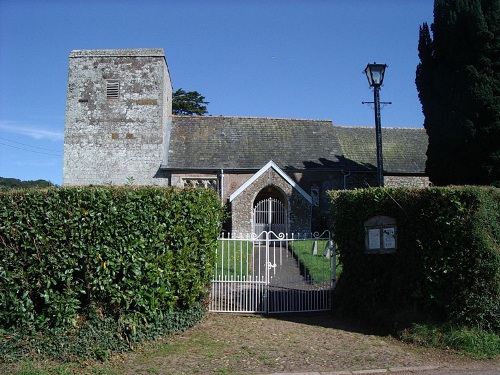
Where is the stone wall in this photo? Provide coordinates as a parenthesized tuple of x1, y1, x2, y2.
(385, 175, 430, 188)
(63, 49, 172, 186)
(162, 168, 430, 236)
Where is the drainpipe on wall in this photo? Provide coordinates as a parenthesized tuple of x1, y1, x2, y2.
(342, 170, 351, 190)
(220, 169, 224, 205)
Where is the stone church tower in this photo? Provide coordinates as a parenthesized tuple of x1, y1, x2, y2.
(63, 49, 172, 186)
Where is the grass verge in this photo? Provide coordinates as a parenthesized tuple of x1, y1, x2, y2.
(400, 322, 500, 359)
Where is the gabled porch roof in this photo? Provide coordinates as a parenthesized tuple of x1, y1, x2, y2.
(229, 160, 312, 204)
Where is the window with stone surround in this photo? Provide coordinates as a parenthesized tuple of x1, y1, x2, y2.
(106, 80, 120, 99)
(181, 177, 217, 190)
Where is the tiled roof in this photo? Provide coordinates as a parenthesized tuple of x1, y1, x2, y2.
(336, 126, 428, 173)
(162, 116, 427, 174)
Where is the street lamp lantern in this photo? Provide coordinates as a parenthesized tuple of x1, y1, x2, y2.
(364, 63, 387, 87)
(364, 63, 388, 187)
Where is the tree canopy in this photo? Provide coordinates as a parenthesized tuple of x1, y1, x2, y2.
(0, 177, 53, 191)
(416, 0, 500, 186)
(172, 89, 209, 116)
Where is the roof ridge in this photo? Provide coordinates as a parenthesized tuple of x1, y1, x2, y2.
(169, 114, 333, 122)
(333, 125, 425, 130)
(169, 116, 424, 130)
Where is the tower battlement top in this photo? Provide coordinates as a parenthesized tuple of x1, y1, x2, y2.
(69, 49, 164, 58)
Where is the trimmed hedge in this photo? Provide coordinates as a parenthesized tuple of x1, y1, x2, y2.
(0, 186, 223, 331)
(328, 186, 500, 333)
(0, 302, 206, 362)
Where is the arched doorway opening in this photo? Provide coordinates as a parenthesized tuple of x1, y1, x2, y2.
(252, 186, 287, 235)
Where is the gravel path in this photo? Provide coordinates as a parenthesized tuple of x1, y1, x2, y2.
(111, 313, 499, 375)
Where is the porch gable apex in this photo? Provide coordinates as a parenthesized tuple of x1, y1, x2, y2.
(229, 160, 312, 204)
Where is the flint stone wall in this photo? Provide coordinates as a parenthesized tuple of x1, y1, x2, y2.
(63, 49, 172, 186)
(230, 168, 311, 235)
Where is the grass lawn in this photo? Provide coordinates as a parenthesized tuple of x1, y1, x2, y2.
(215, 239, 252, 280)
(288, 239, 339, 284)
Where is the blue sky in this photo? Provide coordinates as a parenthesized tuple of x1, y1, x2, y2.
(0, 0, 433, 185)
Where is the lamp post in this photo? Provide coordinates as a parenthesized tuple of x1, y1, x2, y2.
(364, 63, 387, 187)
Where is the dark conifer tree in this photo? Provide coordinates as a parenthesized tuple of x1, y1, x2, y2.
(172, 89, 209, 116)
(416, 0, 500, 186)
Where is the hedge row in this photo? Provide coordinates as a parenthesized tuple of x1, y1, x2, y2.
(328, 186, 500, 332)
(0, 302, 206, 362)
(0, 186, 223, 331)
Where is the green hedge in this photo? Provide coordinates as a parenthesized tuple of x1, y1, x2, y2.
(0, 186, 223, 331)
(0, 302, 206, 362)
(328, 186, 500, 333)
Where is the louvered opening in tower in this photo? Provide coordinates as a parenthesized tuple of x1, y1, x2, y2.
(106, 80, 120, 99)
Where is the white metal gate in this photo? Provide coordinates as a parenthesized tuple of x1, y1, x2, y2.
(210, 231, 335, 314)
(253, 198, 287, 235)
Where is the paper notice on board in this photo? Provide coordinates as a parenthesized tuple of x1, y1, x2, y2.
(383, 227, 396, 249)
(368, 229, 380, 249)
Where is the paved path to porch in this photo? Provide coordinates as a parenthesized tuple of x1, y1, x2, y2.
(253, 243, 326, 290)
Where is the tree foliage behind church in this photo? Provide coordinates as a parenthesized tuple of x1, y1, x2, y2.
(172, 88, 209, 115)
(416, 0, 500, 186)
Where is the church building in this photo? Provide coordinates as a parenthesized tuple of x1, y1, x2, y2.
(63, 49, 429, 235)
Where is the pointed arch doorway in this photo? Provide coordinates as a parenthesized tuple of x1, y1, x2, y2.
(252, 186, 288, 236)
